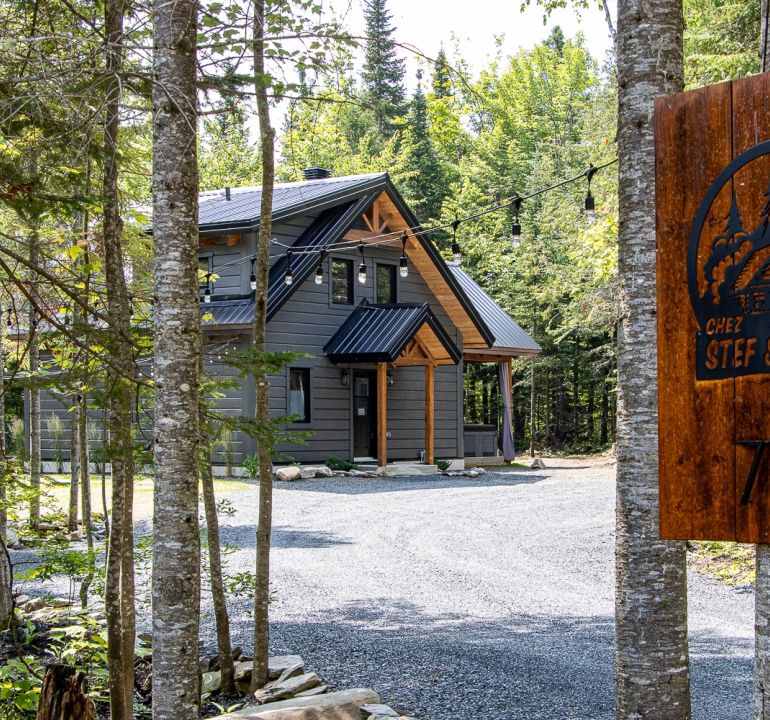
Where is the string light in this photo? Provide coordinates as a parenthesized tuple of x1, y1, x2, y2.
(451, 220, 461, 264)
(315, 250, 325, 285)
(585, 164, 598, 224)
(249, 258, 257, 290)
(284, 250, 294, 285)
(357, 243, 367, 285)
(204, 273, 211, 303)
(399, 233, 408, 278)
(512, 197, 522, 249)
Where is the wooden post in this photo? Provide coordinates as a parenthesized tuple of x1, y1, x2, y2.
(425, 364, 435, 465)
(377, 362, 387, 470)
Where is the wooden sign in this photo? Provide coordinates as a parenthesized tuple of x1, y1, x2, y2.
(656, 72, 770, 543)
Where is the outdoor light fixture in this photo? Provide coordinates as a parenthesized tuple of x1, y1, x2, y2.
(204, 274, 212, 303)
(340, 368, 350, 387)
(387, 372, 395, 387)
(451, 220, 462, 264)
(315, 250, 325, 285)
(357, 243, 367, 284)
(512, 197, 522, 249)
(249, 258, 257, 290)
(284, 251, 294, 285)
(399, 233, 409, 278)
(585, 164, 598, 224)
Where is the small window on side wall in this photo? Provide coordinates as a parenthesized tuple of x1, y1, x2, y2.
(331, 258, 353, 304)
(376, 264, 397, 304)
(288, 368, 311, 423)
(198, 256, 212, 288)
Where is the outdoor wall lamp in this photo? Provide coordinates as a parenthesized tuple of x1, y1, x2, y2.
(340, 368, 350, 387)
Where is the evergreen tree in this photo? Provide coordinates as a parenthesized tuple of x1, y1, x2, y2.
(361, 0, 406, 135)
(199, 112, 261, 191)
(432, 47, 452, 99)
(394, 72, 445, 221)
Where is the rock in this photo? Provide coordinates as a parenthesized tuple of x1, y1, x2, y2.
(268, 655, 304, 681)
(210, 689, 380, 719)
(202, 670, 222, 696)
(276, 466, 302, 482)
(47, 597, 73, 608)
(232, 646, 243, 660)
(137, 632, 153, 647)
(69, 531, 82, 542)
(349, 470, 377, 478)
(361, 705, 399, 717)
(314, 466, 333, 478)
(234, 660, 253, 682)
(8, 542, 25, 550)
(200, 658, 212, 674)
(269, 663, 305, 685)
(14, 594, 30, 607)
(254, 672, 321, 704)
(294, 686, 328, 698)
(464, 470, 481, 478)
(530, 458, 546, 469)
(36, 522, 59, 531)
(22, 597, 45, 612)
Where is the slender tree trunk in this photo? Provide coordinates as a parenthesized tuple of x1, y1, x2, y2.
(150, 0, 201, 713)
(28, 224, 41, 529)
(755, 12, 770, 719)
(101, 1, 136, 714)
(586, 378, 595, 443)
(78, 393, 93, 608)
(0, 312, 6, 541)
(201, 445, 235, 693)
(0, 537, 10, 630)
(251, 0, 277, 691)
(600, 380, 609, 445)
(615, 2, 690, 718)
(529, 363, 536, 457)
(68, 399, 80, 532)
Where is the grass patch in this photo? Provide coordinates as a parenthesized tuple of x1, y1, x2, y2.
(688, 540, 755, 586)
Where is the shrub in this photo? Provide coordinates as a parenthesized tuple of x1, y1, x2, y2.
(436, 459, 451, 473)
(243, 453, 259, 478)
(326, 455, 358, 471)
(9, 417, 25, 463)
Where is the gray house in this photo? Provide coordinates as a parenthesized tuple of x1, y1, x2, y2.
(36, 170, 540, 470)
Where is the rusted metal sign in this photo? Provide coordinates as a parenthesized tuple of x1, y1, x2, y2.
(656, 72, 770, 543)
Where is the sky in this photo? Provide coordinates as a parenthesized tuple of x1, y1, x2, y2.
(326, 0, 617, 85)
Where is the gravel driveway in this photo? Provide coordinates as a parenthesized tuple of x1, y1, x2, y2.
(208, 462, 753, 720)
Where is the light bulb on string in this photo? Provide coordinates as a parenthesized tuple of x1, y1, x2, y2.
(284, 251, 294, 285)
(399, 232, 409, 278)
(585, 164, 598, 224)
(315, 250, 325, 285)
(249, 258, 257, 290)
(451, 220, 462, 264)
(357, 243, 367, 284)
(511, 197, 522, 249)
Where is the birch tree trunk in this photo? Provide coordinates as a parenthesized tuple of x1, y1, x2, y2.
(615, 2, 690, 718)
(101, 0, 136, 714)
(0, 311, 6, 541)
(150, 0, 201, 713)
(251, 0, 277, 690)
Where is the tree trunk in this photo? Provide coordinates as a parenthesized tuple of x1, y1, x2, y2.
(586, 378, 595, 443)
(529, 363, 536, 457)
(78, 393, 93, 608)
(201, 446, 235, 693)
(251, 0, 277, 691)
(101, 0, 136, 713)
(68, 400, 80, 532)
(762, 0, 770, 73)
(28, 224, 41, 529)
(0, 311, 6, 541)
(150, 0, 201, 713)
(36, 664, 95, 720)
(600, 379, 609, 445)
(0, 537, 11, 630)
(615, 2, 690, 718)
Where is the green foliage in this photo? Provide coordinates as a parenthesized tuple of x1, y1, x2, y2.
(0, 656, 44, 719)
(326, 455, 357, 471)
(436, 459, 451, 473)
(9, 418, 25, 464)
(216, 425, 236, 477)
(199, 112, 262, 191)
(242, 453, 259, 478)
(44, 414, 64, 473)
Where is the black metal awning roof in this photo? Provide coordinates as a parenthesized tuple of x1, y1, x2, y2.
(324, 302, 461, 365)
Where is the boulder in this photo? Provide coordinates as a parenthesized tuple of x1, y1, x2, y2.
(299, 467, 318, 479)
(268, 655, 304, 680)
(36, 522, 59, 531)
(314, 466, 333, 478)
(295, 686, 328, 698)
(276, 466, 302, 482)
(202, 670, 222, 696)
(211, 689, 380, 719)
(137, 632, 153, 647)
(267, 663, 305, 686)
(22, 597, 45, 612)
(361, 705, 399, 717)
(254, 672, 321, 703)
(14, 594, 30, 607)
(530, 458, 546, 469)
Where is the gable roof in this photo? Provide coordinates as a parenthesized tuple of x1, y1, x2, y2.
(447, 263, 541, 356)
(199, 173, 387, 232)
(324, 302, 461, 365)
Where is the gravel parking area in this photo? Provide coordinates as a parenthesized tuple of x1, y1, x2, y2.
(208, 462, 753, 720)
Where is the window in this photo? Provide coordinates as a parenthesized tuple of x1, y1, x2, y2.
(198, 256, 212, 288)
(376, 264, 397, 304)
(331, 258, 353, 304)
(288, 368, 310, 423)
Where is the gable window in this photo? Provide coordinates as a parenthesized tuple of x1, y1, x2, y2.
(376, 264, 397, 304)
(288, 368, 311, 423)
(331, 258, 354, 304)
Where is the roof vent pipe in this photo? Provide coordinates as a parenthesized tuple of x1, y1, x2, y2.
(224, 187, 231, 200)
(302, 167, 332, 181)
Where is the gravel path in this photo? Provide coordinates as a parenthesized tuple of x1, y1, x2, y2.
(205, 463, 753, 720)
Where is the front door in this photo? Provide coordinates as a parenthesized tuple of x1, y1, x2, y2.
(353, 370, 377, 458)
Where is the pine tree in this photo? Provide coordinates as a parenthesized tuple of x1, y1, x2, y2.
(394, 72, 446, 221)
(432, 47, 452, 99)
(362, 0, 405, 135)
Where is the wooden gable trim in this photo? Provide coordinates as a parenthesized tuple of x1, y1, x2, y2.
(390, 321, 456, 367)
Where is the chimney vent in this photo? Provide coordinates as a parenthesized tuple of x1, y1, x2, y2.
(224, 187, 231, 200)
(302, 167, 332, 181)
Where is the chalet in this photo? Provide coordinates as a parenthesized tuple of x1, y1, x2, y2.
(36, 169, 540, 470)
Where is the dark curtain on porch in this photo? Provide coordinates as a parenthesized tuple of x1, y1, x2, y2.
(497, 362, 515, 461)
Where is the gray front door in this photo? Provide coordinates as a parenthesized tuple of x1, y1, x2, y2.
(353, 370, 377, 458)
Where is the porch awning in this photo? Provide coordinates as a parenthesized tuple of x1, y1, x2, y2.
(324, 301, 461, 366)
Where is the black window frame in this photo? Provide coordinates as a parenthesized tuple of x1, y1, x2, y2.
(375, 263, 397, 304)
(288, 367, 311, 424)
(330, 257, 354, 305)
(198, 253, 213, 288)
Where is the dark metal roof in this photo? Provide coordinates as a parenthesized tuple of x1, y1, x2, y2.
(198, 173, 387, 231)
(324, 302, 461, 364)
(447, 263, 541, 354)
(201, 299, 254, 327)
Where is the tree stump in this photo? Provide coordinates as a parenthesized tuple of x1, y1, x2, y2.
(36, 664, 95, 720)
